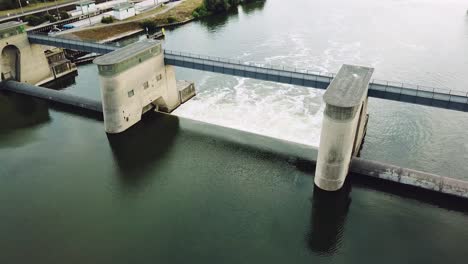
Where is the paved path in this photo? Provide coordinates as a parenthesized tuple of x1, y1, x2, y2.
(0, 1, 79, 23)
(58, 0, 183, 36)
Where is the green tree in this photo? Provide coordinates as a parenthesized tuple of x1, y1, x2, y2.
(101, 16, 114, 24)
(24, 14, 46, 26)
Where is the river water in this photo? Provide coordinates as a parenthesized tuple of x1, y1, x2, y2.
(1, 0, 468, 263)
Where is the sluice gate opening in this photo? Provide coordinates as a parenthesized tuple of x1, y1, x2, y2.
(1, 45, 20, 81)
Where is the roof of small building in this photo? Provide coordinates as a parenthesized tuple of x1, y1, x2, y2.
(323, 64, 374, 108)
(77, 0, 95, 6)
(94, 40, 161, 65)
(0, 21, 25, 31)
(113, 2, 135, 11)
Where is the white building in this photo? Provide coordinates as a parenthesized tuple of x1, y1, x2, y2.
(75, 0, 97, 14)
(112, 3, 136, 21)
(67, 0, 127, 19)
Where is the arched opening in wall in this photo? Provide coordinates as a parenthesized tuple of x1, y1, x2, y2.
(1, 45, 21, 81)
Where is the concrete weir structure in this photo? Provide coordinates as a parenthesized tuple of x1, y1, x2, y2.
(315, 65, 374, 191)
(94, 40, 195, 133)
(0, 22, 77, 85)
(0, 22, 51, 84)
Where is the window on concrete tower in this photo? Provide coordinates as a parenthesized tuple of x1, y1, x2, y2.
(128, 90, 134, 97)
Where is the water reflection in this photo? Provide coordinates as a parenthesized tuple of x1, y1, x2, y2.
(199, 9, 239, 32)
(41, 73, 78, 90)
(308, 182, 352, 256)
(107, 112, 180, 189)
(241, 1, 266, 15)
(0, 91, 50, 148)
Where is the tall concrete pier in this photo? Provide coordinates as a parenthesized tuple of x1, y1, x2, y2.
(315, 65, 374, 191)
(94, 40, 195, 133)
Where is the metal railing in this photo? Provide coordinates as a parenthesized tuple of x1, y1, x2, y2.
(28, 33, 118, 54)
(369, 79, 468, 108)
(164, 49, 336, 79)
(27, 34, 468, 111)
(164, 49, 467, 95)
(27, 17, 81, 33)
(164, 49, 468, 110)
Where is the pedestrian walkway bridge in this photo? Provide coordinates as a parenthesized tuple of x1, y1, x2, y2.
(27, 33, 468, 112)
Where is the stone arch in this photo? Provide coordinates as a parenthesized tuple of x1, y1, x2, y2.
(1, 45, 21, 81)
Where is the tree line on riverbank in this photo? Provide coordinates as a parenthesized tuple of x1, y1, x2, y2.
(23, 11, 70, 26)
(1, 0, 55, 10)
(68, 0, 265, 42)
(193, 0, 266, 18)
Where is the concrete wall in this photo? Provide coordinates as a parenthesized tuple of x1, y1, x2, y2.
(350, 158, 468, 199)
(315, 104, 363, 190)
(76, 3, 97, 14)
(352, 97, 368, 156)
(98, 52, 180, 133)
(314, 65, 374, 191)
(113, 8, 136, 20)
(0, 33, 52, 85)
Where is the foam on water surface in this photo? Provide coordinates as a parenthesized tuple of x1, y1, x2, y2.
(173, 75, 325, 147)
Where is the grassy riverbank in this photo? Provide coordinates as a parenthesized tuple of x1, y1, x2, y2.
(66, 0, 264, 42)
(69, 23, 141, 42)
(143, 0, 203, 25)
(0, 0, 72, 17)
(66, 0, 202, 42)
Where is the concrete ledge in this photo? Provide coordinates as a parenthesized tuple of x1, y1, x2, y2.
(2, 81, 468, 199)
(0, 80, 102, 112)
(350, 158, 468, 199)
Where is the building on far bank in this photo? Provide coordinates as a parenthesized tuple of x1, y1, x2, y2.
(76, 0, 97, 15)
(112, 3, 136, 20)
(68, 0, 99, 18)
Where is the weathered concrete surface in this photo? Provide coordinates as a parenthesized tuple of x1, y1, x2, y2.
(323, 65, 374, 108)
(315, 64, 374, 191)
(0, 22, 52, 84)
(94, 40, 183, 133)
(350, 158, 468, 199)
(177, 80, 196, 104)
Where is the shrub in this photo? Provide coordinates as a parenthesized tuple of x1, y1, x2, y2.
(139, 20, 158, 31)
(167, 16, 177, 23)
(59, 11, 70, 20)
(24, 15, 46, 26)
(101, 16, 114, 24)
(193, 5, 209, 18)
(44, 14, 57, 23)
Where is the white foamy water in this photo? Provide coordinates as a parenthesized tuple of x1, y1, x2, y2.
(171, 7, 381, 148)
(173, 74, 325, 147)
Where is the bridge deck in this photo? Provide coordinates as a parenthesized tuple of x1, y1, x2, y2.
(28, 33, 119, 54)
(27, 33, 468, 112)
(165, 50, 468, 112)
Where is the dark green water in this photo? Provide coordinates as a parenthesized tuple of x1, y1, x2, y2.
(2, 0, 468, 263)
(2, 93, 468, 263)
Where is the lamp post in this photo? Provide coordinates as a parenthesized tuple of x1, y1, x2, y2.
(54, 0, 61, 20)
(17, 0, 24, 14)
(44, 0, 50, 15)
(78, 0, 91, 26)
(80, 0, 84, 17)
